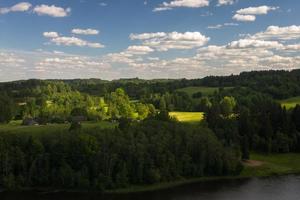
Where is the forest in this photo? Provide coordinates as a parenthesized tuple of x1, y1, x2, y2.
(0, 69, 300, 191)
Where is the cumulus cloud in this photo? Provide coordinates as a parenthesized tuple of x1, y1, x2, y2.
(233, 14, 256, 22)
(217, 0, 235, 6)
(33, 5, 71, 17)
(236, 6, 278, 15)
(43, 32, 104, 48)
(227, 39, 283, 49)
(71, 28, 99, 35)
(43, 32, 59, 38)
(126, 46, 154, 55)
(104, 46, 154, 67)
(130, 31, 210, 51)
(51, 36, 104, 48)
(251, 25, 300, 40)
(153, 0, 209, 12)
(233, 5, 278, 22)
(3, 24, 300, 81)
(130, 32, 166, 40)
(0, 2, 32, 14)
(102, 24, 300, 79)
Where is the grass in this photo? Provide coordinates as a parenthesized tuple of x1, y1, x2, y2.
(177, 86, 233, 98)
(169, 112, 204, 123)
(109, 153, 300, 194)
(279, 96, 300, 109)
(241, 153, 300, 177)
(0, 120, 117, 136)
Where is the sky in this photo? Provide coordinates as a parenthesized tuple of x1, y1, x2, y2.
(0, 0, 300, 81)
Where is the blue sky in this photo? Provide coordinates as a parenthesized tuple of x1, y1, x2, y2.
(0, 0, 300, 81)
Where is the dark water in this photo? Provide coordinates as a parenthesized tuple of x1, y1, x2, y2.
(1, 175, 300, 200)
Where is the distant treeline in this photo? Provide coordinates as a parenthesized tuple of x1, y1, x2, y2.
(2, 69, 300, 100)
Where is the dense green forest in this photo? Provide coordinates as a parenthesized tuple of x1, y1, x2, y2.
(0, 69, 300, 191)
(0, 118, 241, 190)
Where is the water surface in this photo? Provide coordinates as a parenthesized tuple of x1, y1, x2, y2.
(1, 175, 300, 200)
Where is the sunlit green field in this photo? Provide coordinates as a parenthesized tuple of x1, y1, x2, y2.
(279, 96, 300, 109)
(177, 86, 233, 98)
(169, 112, 204, 123)
(0, 120, 116, 135)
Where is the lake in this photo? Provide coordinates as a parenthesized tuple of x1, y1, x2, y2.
(1, 175, 300, 200)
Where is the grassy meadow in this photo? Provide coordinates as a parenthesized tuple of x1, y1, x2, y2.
(279, 96, 300, 109)
(177, 86, 234, 99)
(0, 120, 117, 136)
(241, 153, 300, 177)
(169, 112, 204, 123)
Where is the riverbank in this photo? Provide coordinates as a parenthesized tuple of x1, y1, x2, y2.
(1, 153, 299, 195)
(106, 153, 300, 194)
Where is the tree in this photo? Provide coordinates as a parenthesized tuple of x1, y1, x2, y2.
(0, 94, 15, 123)
(292, 105, 300, 132)
(220, 96, 236, 117)
(198, 97, 212, 112)
(238, 107, 252, 160)
(159, 97, 167, 111)
(70, 107, 88, 117)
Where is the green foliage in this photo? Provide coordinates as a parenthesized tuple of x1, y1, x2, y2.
(71, 107, 88, 117)
(220, 96, 236, 117)
(0, 94, 15, 123)
(0, 120, 241, 191)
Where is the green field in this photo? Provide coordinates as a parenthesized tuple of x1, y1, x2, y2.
(279, 96, 300, 109)
(177, 86, 233, 98)
(241, 153, 300, 177)
(169, 112, 204, 123)
(0, 121, 117, 135)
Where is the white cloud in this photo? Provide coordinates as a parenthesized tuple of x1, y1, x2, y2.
(0, 2, 32, 14)
(43, 32, 59, 38)
(285, 44, 300, 51)
(130, 31, 210, 51)
(71, 28, 99, 35)
(207, 22, 238, 29)
(51, 36, 104, 48)
(154, 0, 209, 12)
(251, 25, 300, 40)
(233, 14, 256, 22)
(43, 32, 104, 48)
(236, 5, 278, 15)
(3, 24, 300, 81)
(33, 5, 71, 17)
(130, 32, 167, 40)
(217, 0, 235, 6)
(233, 5, 278, 22)
(103, 24, 300, 79)
(0, 52, 25, 65)
(227, 39, 283, 49)
(126, 46, 154, 55)
(207, 24, 223, 29)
